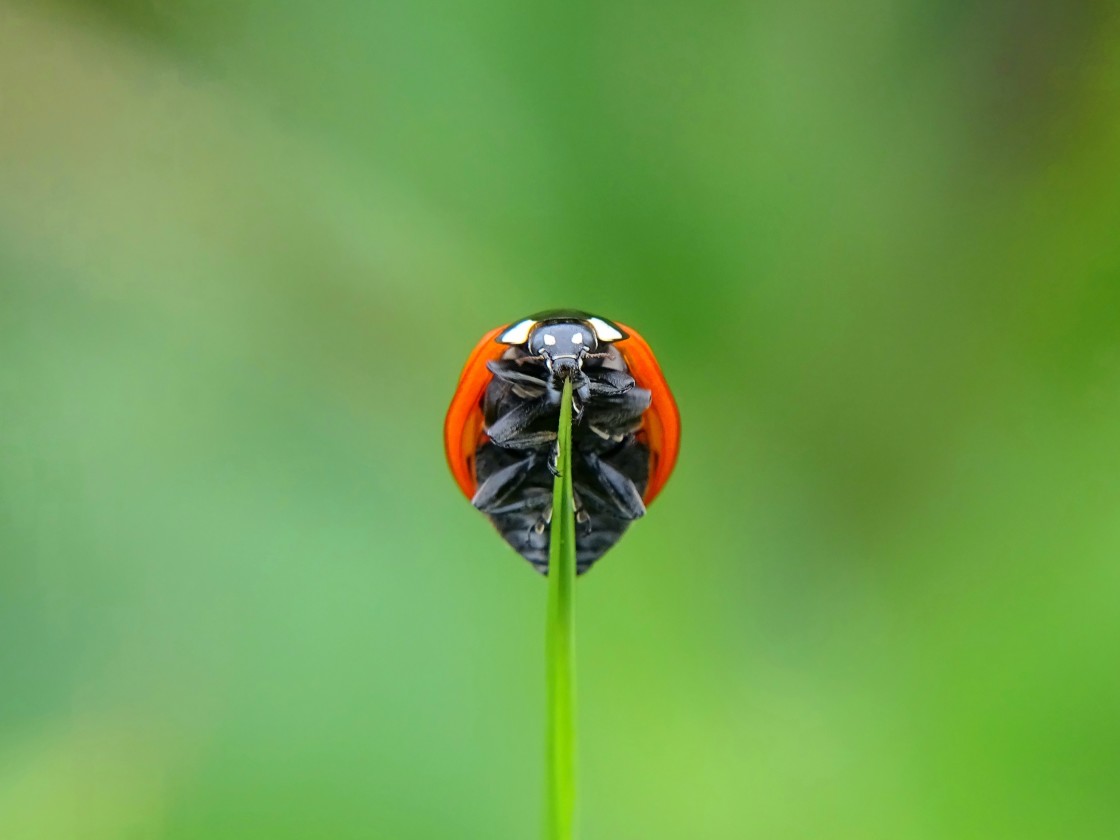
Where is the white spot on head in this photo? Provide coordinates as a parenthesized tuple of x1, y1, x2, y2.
(572, 332, 584, 344)
(543, 333, 557, 346)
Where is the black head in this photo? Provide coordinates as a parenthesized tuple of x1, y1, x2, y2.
(497, 311, 627, 380)
(526, 319, 598, 378)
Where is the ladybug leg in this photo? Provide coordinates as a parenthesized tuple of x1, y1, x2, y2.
(544, 369, 591, 413)
(480, 486, 552, 516)
(493, 428, 558, 449)
(572, 490, 593, 536)
(569, 483, 615, 517)
(574, 380, 592, 407)
(486, 398, 557, 448)
(584, 388, 652, 440)
(602, 386, 651, 416)
(588, 369, 635, 396)
(486, 360, 549, 396)
(472, 453, 541, 513)
(582, 451, 647, 520)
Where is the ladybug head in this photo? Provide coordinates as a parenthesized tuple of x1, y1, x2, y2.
(497, 312, 627, 379)
(526, 320, 598, 377)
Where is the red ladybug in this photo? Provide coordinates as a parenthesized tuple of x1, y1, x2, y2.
(445, 310, 679, 574)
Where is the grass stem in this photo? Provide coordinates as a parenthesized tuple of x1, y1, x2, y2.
(544, 377, 577, 840)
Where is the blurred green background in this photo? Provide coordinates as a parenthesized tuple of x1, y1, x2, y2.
(2, 1, 1119, 838)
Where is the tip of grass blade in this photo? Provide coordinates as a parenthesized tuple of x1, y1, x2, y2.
(545, 377, 576, 840)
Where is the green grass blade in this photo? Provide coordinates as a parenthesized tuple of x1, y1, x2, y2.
(545, 377, 577, 840)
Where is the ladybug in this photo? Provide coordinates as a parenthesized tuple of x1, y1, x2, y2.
(445, 310, 680, 574)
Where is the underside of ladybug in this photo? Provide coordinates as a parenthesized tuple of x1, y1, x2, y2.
(445, 310, 679, 575)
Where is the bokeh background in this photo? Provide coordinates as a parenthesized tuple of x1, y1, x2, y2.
(3, 1, 1119, 838)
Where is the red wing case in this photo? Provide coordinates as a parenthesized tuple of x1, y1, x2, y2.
(444, 326, 505, 499)
(614, 321, 680, 504)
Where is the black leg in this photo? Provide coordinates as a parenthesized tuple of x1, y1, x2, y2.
(582, 452, 647, 520)
(472, 454, 541, 512)
(582, 388, 652, 438)
(486, 360, 550, 395)
(486, 398, 556, 448)
(478, 486, 552, 516)
(588, 369, 636, 397)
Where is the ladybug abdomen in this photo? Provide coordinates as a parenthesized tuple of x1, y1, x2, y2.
(471, 349, 652, 574)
